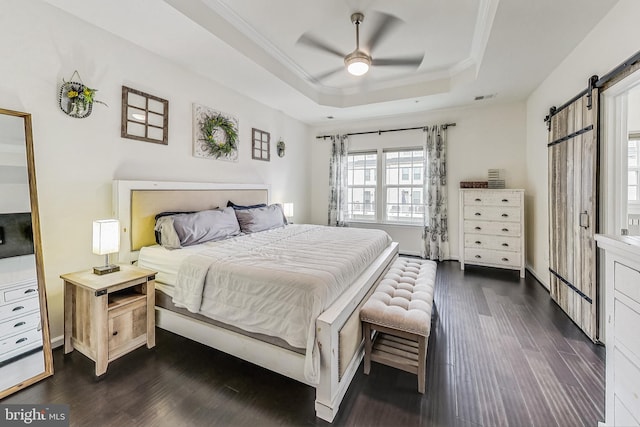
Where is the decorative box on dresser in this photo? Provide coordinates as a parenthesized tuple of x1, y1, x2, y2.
(595, 234, 640, 427)
(61, 265, 156, 376)
(459, 189, 525, 278)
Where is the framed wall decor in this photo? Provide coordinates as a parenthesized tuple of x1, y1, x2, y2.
(252, 128, 270, 161)
(192, 104, 239, 162)
(121, 86, 169, 144)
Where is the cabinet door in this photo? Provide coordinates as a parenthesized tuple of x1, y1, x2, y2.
(108, 299, 146, 359)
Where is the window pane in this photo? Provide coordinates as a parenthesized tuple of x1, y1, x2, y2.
(629, 185, 637, 201)
(629, 140, 638, 168)
(629, 170, 637, 184)
(347, 152, 378, 221)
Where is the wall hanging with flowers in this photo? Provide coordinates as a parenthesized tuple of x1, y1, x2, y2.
(58, 70, 107, 118)
(192, 103, 239, 162)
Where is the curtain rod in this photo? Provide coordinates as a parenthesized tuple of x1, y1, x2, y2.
(315, 123, 456, 140)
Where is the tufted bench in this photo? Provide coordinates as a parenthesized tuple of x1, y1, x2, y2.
(360, 257, 437, 393)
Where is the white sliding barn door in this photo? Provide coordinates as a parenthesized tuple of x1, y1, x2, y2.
(547, 83, 599, 342)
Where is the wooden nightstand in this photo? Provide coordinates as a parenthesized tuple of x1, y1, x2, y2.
(61, 265, 156, 376)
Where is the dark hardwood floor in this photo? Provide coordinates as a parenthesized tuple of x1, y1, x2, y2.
(3, 261, 604, 426)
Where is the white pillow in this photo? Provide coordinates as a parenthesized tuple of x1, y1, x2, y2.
(154, 216, 182, 249)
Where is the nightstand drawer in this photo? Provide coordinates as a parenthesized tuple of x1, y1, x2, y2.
(108, 298, 147, 360)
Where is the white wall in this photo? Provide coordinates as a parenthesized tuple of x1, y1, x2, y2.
(310, 102, 527, 258)
(0, 0, 312, 340)
(525, 0, 640, 288)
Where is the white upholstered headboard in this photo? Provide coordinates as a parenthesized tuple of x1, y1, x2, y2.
(113, 180, 270, 263)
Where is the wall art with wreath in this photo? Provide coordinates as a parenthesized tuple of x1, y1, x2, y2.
(192, 103, 239, 162)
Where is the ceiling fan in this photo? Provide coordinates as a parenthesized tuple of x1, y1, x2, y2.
(297, 11, 424, 81)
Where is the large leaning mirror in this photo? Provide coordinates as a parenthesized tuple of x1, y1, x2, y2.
(0, 108, 53, 398)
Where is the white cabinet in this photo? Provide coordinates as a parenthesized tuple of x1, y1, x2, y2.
(596, 235, 640, 427)
(459, 189, 525, 278)
(0, 277, 42, 364)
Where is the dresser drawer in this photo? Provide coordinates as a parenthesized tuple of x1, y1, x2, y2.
(0, 327, 43, 358)
(3, 283, 38, 303)
(464, 234, 521, 253)
(614, 348, 640, 423)
(464, 206, 521, 223)
(464, 248, 521, 268)
(0, 311, 40, 338)
(463, 191, 521, 207)
(0, 296, 40, 320)
(464, 220, 521, 237)
(614, 262, 640, 304)
(615, 299, 640, 362)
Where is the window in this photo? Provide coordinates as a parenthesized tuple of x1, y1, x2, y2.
(629, 136, 640, 202)
(347, 152, 377, 221)
(384, 149, 424, 224)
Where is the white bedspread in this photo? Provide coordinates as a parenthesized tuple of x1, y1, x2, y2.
(167, 224, 391, 384)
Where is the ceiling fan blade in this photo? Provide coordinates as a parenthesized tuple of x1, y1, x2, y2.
(312, 67, 344, 82)
(372, 56, 424, 67)
(297, 34, 345, 58)
(365, 12, 402, 53)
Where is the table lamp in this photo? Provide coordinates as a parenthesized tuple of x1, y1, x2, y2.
(93, 219, 120, 275)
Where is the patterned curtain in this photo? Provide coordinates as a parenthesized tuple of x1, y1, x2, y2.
(328, 135, 349, 227)
(421, 125, 449, 260)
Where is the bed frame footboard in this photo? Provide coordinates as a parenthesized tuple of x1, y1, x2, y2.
(314, 242, 398, 422)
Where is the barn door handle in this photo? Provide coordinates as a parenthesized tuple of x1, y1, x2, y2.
(579, 211, 589, 229)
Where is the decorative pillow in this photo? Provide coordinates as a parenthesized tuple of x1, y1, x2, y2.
(154, 216, 182, 249)
(234, 204, 288, 234)
(171, 207, 241, 247)
(227, 201, 267, 210)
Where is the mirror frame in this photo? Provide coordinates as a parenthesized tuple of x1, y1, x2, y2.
(0, 108, 53, 398)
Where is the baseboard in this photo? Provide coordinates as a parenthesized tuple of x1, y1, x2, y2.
(51, 335, 64, 349)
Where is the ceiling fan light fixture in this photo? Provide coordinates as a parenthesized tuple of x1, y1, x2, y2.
(345, 51, 371, 76)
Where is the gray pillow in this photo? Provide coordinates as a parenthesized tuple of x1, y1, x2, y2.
(234, 204, 287, 233)
(154, 216, 182, 249)
(171, 207, 241, 247)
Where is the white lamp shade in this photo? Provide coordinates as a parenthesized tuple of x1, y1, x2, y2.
(93, 219, 120, 256)
(283, 203, 294, 218)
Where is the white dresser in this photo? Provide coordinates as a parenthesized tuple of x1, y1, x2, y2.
(459, 189, 525, 278)
(0, 256, 43, 365)
(595, 235, 640, 427)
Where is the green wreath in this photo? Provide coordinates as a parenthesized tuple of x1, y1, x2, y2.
(200, 113, 238, 158)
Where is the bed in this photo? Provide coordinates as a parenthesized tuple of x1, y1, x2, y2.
(113, 180, 399, 422)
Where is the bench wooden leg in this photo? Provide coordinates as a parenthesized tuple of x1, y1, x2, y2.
(363, 322, 372, 375)
(418, 335, 426, 394)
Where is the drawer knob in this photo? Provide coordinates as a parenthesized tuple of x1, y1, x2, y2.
(13, 321, 26, 328)
(475, 198, 482, 202)
(113, 331, 118, 336)
(24, 288, 37, 294)
(502, 199, 508, 202)
(501, 213, 509, 217)
(475, 212, 481, 216)
(474, 226, 482, 230)
(15, 337, 28, 344)
(502, 258, 509, 262)
(475, 255, 482, 259)
(502, 243, 509, 247)
(475, 241, 482, 245)
(12, 306, 24, 312)
(502, 228, 509, 232)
